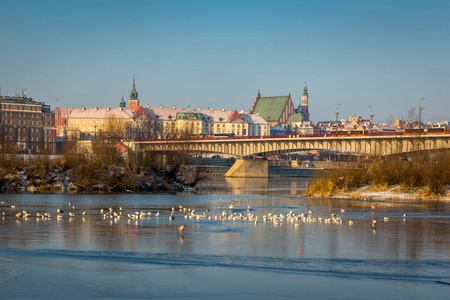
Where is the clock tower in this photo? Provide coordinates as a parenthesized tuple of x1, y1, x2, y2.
(128, 74, 139, 110)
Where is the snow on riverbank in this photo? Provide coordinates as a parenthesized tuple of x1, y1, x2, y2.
(312, 185, 450, 202)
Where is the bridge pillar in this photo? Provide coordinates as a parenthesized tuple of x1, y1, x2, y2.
(224, 159, 269, 178)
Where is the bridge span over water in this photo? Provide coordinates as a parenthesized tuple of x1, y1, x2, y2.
(132, 133, 450, 158)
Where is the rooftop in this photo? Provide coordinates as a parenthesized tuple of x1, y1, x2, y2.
(252, 96, 290, 122)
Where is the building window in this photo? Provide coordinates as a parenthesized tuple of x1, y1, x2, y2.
(64, 120, 67, 124)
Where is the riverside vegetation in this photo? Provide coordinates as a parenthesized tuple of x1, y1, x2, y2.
(0, 139, 206, 193)
(305, 150, 450, 200)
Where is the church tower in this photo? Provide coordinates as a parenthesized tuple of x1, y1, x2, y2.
(299, 82, 310, 121)
(128, 74, 139, 110)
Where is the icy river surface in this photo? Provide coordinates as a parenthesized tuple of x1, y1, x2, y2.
(0, 177, 449, 299)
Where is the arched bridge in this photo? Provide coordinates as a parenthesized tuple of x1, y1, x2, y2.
(131, 133, 450, 157)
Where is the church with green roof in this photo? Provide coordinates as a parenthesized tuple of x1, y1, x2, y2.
(249, 84, 310, 126)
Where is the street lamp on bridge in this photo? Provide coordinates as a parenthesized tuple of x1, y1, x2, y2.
(369, 105, 375, 133)
(335, 104, 341, 136)
(418, 98, 425, 130)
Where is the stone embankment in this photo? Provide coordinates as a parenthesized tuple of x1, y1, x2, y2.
(0, 167, 186, 193)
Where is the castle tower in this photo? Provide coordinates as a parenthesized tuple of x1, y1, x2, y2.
(299, 82, 310, 121)
(128, 74, 139, 110)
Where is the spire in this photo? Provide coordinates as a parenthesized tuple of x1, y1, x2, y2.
(303, 82, 308, 94)
(129, 74, 138, 100)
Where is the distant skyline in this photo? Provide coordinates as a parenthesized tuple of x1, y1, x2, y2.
(1, 0, 449, 123)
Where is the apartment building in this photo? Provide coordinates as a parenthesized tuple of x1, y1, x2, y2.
(0, 90, 56, 153)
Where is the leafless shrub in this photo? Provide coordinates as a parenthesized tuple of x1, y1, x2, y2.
(307, 151, 450, 197)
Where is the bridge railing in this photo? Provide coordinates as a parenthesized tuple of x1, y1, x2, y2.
(134, 128, 449, 143)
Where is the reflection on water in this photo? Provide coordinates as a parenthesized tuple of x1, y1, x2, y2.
(0, 177, 449, 296)
(195, 177, 309, 196)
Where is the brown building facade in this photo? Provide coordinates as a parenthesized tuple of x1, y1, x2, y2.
(0, 91, 56, 153)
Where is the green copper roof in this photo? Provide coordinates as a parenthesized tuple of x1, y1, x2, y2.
(287, 113, 303, 123)
(176, 108, 205, 120)
(252, 96, 290, 122)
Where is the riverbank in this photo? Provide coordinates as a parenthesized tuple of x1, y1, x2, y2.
(304, 152, 450, 201)
(0, 166, 187, 193)
(306, 184, 450, 201)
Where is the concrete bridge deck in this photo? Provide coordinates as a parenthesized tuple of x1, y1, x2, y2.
(131, 133, 450, 157)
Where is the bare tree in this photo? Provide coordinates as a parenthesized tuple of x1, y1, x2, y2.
(101, 116, 128, 140)
(407, 106, 418, 122)
(132, 114, 158, 139)
(385, 115, 395, 125)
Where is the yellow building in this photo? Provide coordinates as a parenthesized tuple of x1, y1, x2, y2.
(67, 106, 134, 139)
(135, 105, 269, 138)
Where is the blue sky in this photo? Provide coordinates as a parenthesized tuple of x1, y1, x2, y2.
(1, 0, 449, 123)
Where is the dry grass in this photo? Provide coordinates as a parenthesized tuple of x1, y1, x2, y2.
(349, 192, 361, 199)
(304, 166, 368, 197)
(306, 150, 450, 197)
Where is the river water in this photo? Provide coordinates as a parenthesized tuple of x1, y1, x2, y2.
(0, 177, 449, 299)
